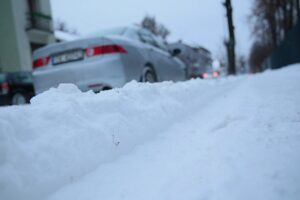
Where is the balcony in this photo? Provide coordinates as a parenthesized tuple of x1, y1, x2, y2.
(26, 11, 53, 33)
(26, 11, 54, 44)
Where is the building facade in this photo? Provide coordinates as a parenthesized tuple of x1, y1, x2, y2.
(0, 0, 55, 72)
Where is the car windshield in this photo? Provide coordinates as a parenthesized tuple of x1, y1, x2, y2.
(85, 27, 127, 38)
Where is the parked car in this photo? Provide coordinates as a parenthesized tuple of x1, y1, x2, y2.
(32, 26, 186, 94)
(0, 72, 34, 106)
(169, 42, 214, 79)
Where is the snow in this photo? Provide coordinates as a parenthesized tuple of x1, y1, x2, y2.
(54, 30, 79, 41)
(1, 64, 300, 200)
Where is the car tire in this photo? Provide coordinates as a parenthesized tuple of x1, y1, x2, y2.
(11, 91, 27, 105)
(142, 67, 157, 83)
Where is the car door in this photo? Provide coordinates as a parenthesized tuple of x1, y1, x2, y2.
(151, 35, 186, 81)
(138, 30, 185, 81)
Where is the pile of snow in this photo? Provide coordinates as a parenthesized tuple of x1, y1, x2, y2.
(1, 64, 300, 200)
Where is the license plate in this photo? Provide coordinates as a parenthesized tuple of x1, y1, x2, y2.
(52, 49, 84, 65)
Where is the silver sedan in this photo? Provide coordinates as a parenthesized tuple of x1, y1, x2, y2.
(32, 26, 186, 94)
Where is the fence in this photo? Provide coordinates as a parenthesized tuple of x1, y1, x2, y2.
(265, 21, 300, 69)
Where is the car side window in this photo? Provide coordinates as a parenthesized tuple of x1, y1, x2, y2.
(151, 35, 169, 52)
(138, 29, 170, 53)
(138, 31, 157, 47)
(123, 28, 140, 41)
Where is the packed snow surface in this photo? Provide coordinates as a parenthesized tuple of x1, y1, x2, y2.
(0, 64, 300, 200)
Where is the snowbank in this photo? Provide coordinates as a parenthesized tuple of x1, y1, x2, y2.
(0, 77, 231, 200)
(1, 64, 300, 200)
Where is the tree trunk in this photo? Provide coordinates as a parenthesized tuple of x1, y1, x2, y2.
(268, 13, 278, 47)
(296, 0, 300, 20)
(289, 0, 294, 28)
(269, 1, 278, 47)
(223, 0, 236, 75)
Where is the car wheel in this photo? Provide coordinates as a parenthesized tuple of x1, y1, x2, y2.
(142, 68, 157, 83)
(11, 92, 27, 105)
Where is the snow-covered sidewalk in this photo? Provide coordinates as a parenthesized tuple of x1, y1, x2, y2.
(1, 64, 300, 200)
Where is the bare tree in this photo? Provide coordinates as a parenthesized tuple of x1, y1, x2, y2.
(156, 24, 170, 40)
(249, 41, 272, 73)
(248, 0, 300, 72)
(54, 19, 78, 35)
(55, 19, 67, 32)
(140, 15, 170, 40)
(251, 0, 300, 46)
(297, 0, 300, 19)
(141, 16, 157, 35)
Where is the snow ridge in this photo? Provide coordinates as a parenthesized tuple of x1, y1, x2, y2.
(1, 64, 300, 200)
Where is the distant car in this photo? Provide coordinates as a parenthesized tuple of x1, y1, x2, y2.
(0, 72, 34, 106)
(169, 42, 213, 79)
(32, 26, 186, 94)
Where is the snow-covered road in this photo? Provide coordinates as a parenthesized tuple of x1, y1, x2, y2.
(1, 64, 300, 200)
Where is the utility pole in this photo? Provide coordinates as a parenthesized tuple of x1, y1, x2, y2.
(223, 0, 236, 75)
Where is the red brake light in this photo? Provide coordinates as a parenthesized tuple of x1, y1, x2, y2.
(213, 71, 219, 77)
(85, 45, 127, 57)
(1, 82, 9, 89)
(203, 73, 209, 79)
(33, 56, 50, 69)
(0, 82, 9, 94)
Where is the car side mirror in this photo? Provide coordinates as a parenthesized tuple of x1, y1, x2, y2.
(172, 48, 181, 57)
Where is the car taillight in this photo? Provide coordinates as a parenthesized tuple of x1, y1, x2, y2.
(33, 56, 50, 69)
(0, 82, 9, 94)
(213, 71, 219, 77)
(85, 45, 127, 57)
(202, 73, 209, 79)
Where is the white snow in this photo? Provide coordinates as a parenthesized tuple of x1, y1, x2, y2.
(0, 64, 300, 200)
(54, 30, 79, 41)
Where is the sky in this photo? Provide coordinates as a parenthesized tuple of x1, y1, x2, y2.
(50, 0, 253, 58)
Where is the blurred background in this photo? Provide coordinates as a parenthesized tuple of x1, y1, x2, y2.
(1, 0, 299, 74)
(0, 0, 251, 73)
